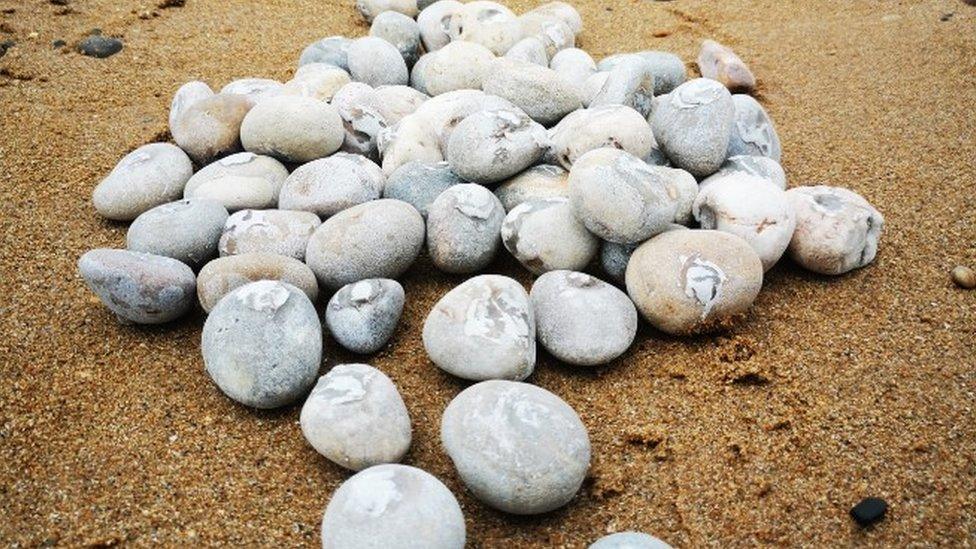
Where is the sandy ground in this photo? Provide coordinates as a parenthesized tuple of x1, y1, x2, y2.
(1, 0, 975, 546)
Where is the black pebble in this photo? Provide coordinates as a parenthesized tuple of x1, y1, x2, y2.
(50, 0, 69, 5)
(52, 39, 66, 49)
(78, 35, 123, 58)
(0, 39, 13, 58)
(850, 497, 887, 527)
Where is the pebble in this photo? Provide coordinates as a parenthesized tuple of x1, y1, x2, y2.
(280, 63, 350, 102)
(447, 1, 521, 56)
(482, 58, 581, 125)
(697, 39, 756, 93)
(580, 72, 610, 106)
(951, 266, 976, 289)
(171, 93, 253, 164)
(517, 12, 574, 59)
(423, 275, 534, 381)
(305, 199, 425, 290)
(414, 89, 516, 149)
(320, 464, 465, 549)
(440, 380, 590, 514)
(785, 185, 884, 275)
(505, 36, 549, 66)
(410, 54, 432, 94)
(501, 198, 597, 274)
(169, 80, 214, 134)
(446, 108, 548, 184)
(298, 36, 351, 69)
(370, 11, 421, 66)
(494, 164, 568, 211)
(589, 56, 655, 118)
(202, 281, 321, 409)
(625, 229, 764, 335)
(92, 143, 193, 221)
(378, 113, 443, 175)
(850, 497, 887, 527)
(598, 51, 686, 95)
(530, 271, 637, 366)
(126, 199, 229, 269)
(568, 148, 681, 244)
(523, 1, 582, 35)
(78, 249, 196, 324)
(325, 279, 405, 354)
(347, 36, 409, 87)
(426, 184, 506, 273)
(420, 40, 496, 96)
(417, 0, 463, 52)
(220, 78, 284, 105)
(548, 105, 654, 169)
(693, 173, 796, 271)
(355, 0, 419, 22)
(300, 364, 411, 470)
(239, 95, 344, 163)
(589, 532, 673, 549)
(183, 152, 289, 212)
(728, 94, 782, 161)
(218, 209, 321, 261)
(78, 34, 122, 58)
(196, 252, 319, 313)
(382, 160, 465, 218)
(549, 48, 597, 95)
(651, 78, 735, 177)
(278, 153, 385, 218)
(600, 240, 637, 283)
(332, 82, 427, 159)
(700, 155, 786, 190)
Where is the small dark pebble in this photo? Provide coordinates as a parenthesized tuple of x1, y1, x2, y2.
(940, 12, 954, 21)
(0, 39, 13, 58)
(50, 0, 69, 4)
(78, 35, 122, 58)
(1, 7, 15, 14)
(89, 28, 101, 35)
(52, 39, 66, 49)
(850, 497, 887, 527)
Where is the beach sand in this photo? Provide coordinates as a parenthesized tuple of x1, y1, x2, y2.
(1, 0, 975, 546)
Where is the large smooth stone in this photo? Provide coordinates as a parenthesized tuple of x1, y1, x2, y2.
(240, 95, 344, 163)
(382, 160, 465, 218)
(171, 93, 252, 164)
(370, 11, 421, 66)
(482, 58, 581, 126)
(300, 363, 411, 470)
(79, 249, 195, 324)
(423, 275, 534, 381)
(305, 199, 425, 290)
(447, 1, 521, 56)
(196, 253, 319, 313)
(92, 143, 193, 221)
(201, 280, 322, 409)
(494, 164, 568, 212)
(278, 153, 385, 218)
(501, 197, 597, 274)
(326, 278, 405, 354)
(446, 108, 547, 184)
(441, 380, 590, 514)
(126, 199, 228, 269)
(419, 40, 496, 96)
(548, 105, 654, 169)
(169, 81, 214, 134)
(598, 51, 686, 95)
(417, 1, 463, 53)
(426, 184, 505, 274)
(183, 152, 289, 212)
(320, 464, 465, 549)
(218, 209, 321, 261)
(651, 78, 734, 177)
(298, 36, 351, 69)
(347, 36, 409, 87)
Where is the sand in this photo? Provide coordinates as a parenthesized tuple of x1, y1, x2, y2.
(1, 0, 975, 546)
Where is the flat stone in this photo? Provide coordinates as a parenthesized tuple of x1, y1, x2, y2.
(183, 152, 288, 212)
(326, 279, 405, 354)
(589, 532, 673, 549)
(78, 35, 122, 58)
(78, 249, 195, 324)
(196, 252, 319, 313)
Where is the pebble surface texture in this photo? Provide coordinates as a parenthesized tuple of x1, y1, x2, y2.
(299, 363, 411, 471)
(218, 209, 321, 261)
(6, 2, 975, 547)
(126, 199, 228, 269)
(441, 380, 591, 514)
(325, 279, 405, 354)
(202, 281, 322, 409)
(320, 464, 465, 549)
(92, 143, 193, 221)
(382, 161, 465, 218)
(196, 252, 319, 313)
(170, 93, 253, 164)
(426, 184, 506, 274)
(183, 152, 289, 212)
(651, 78, 735, 177)
(423, 275, 535, 381)
(501, 197, 598, 274)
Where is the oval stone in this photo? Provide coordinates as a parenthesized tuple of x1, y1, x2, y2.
(347, 36, 409, 87)
(548, 105, 654, 169)
(278, 153, 385, 218)
(92, 143, 193, 221)
(218, 209, 321, 260)
(325, 278, 405, 354)
(501, 197, 597, 275)
(169, 80, 214, 134)
(727, 94, 782, 161)
(482, 58, 581, 126)
(126, 199, 229, 269)
(426, 184, 506, 274)
(183, 152, 289, 212)
(171, 93, 252, 164)
(446, 108, 548, 184)
(383, 160, 465, 218)
(196, 252, 319, 313)
(239, 95, 344, 163)
(298, 36, 351, 69)
(494, 164, 568, 212)
(651, 78, 735, 177)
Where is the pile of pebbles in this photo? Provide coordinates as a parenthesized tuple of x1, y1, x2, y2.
(78, 0, 887, 546)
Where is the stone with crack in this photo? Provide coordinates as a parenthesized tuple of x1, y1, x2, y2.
(240, 95, 344, 163)
(445, 108, 548, 184)
(427, 184, 506, 273)
(441, 380, 590, 514)
(196, 252, 318, 313)
(423, 275, 535, 381)
(651, 78, 735, 177)
(183, 152, 288, 212)
(326, 279, 405, 354)
(501, 197, 597, 275)
(126, 198, 228, 269)
(278, 153, 385, 218)
(218, 209, 321, 261)
(625, 229, 763, 335)
(92, 143, 193, 221)
(589, 56, 655, 118)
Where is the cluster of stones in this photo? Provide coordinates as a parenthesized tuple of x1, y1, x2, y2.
(77, 1, 886, 547)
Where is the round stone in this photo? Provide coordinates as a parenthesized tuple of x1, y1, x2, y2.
(447, 1, 521, 56)
(548, 105, 654, 169)
(196, 252, 319, 313)
(693, 174, 796, 271)
(501, 197, 597, 274)
(700, 155, 786, 191)
(239, 95, 343, 163)
(786, 185, 884, 275)
(446, 108, 547, 184)
(169, 80, 214, 134)
(383, 160, 465, 218)
(92, 143, 193, 221)
(202, 281, 321, 408)
(126, 199, 228, 268)
(298, 36, 351, 69)
(183, 152, 289, 212)
(423, 275, 535, 381)
(320, 464, 465, 549)
(420, 40, 496, 96)
(220, 78, 284, 105)
(625, 229, 764, 335)
(426, 184, 505, 274)
(568, 148, 681, 244)
(651, 78, 735, 177)
(482, 58, 581, 126)
(347, 36, 409, 87)
(440, 380, 590, 514)
(370, 11, 421, 66)
(505, 36, 549, 66)
(378, 113, 443, 175)
(78, 249, 196, 324)
(589, 56, 655, 118)
(417, 0, 463, 52)
(326, 279, 405, 354)
(305, 199, 425, 290)
(589, 532, 673, 549)
(280, 63, 351, 102)
(728, 94, 782, 161)
(414, 89, 517, 149)
(494, 164, 568, 211)
(300, 363, 411, 470)
(530, 270, 637, 366)
(218, 209, 321, 260)
(951, 266, 976, 289)
(355, 0, 419, 22)
(278, 153, 384, 218)
(171, 93, 252, 164)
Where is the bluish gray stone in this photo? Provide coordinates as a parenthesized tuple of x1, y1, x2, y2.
(598, 51, 686, 95)
(651, 78, 735, 177)
(426, 184, 505, 274)
(600, 240, 637, 283)
(370, 11, 421, 66)
(298, 36, 351, 70)
(727, 94, 782, 161)
(383, 161, 465, 218)
(79, 35, 122, 58)
(347, 36, 409, 87)
(326, 279, 405, 354)
(126, 199, 228, 269)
